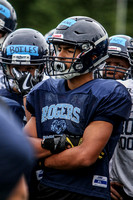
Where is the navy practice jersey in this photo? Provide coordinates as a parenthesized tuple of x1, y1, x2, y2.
(0, 88, 23, 104)
(0, 96, 25, 127)
(26, 78, 131, 200)
(0, 88, 26, 125)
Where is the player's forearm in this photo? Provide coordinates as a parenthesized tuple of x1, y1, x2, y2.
(44, 145, 97, 170)
(27, 136, 52, 158)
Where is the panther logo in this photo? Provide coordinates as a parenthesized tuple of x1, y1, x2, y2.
(51, 120, 67, 134)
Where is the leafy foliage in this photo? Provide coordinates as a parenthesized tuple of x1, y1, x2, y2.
(10, 0, 132, 37)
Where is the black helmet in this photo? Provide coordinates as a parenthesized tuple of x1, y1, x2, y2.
(44, 28, 56, 56)
(127, 38, 133, 78)
(94, 34, 131, 80)
(46, 16, 108, 79)
(1, 28, 47, 94)
(0, 0, 17, 49)
(44, 28, 55, 44)
(108, 34, 132, 59)
(0, 0, 17, 33)
(127, 38, 133, 66)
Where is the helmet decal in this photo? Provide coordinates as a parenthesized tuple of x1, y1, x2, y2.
(110, 37, 127, 47)
(11, 54, 31, 65)
(52, 34, 63, 39)
(108, 46, 121, 52)
(0, 4, 11, 18)
(58, 18, 76, 27)
(6, 45, 39, 56)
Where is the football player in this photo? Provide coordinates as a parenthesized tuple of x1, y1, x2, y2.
(0, 0, 17, 89)
(94, 34, 133, 200)
(43, 28, 56, 81)
(24, 16, 132, 200)
(0, 28, 47, 124)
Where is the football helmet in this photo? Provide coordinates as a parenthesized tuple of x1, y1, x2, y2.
(127, 38, 133, 65)
(44, 28, 55, 44)
(1, 28, 47, 95)
(45, 16, 108, 79)
(127, 38, 133, 78)
(0, 0, 17, 49)
(44, 28, 55, 56)
(94, 35, 131, 80)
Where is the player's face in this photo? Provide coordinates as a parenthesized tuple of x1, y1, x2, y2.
(7, 176, 29, 200)
(55, 44, 81, 69)
(103, 56, 130, 80)
(9, 65, 37, 76)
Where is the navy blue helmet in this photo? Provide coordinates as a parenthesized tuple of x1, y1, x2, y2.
(0, 0, 17, 33)
(108, 34, 131, 59)
(94, 34, 132, 80)
(127, 38, 133, 66)
(127, 38, 133, 78)
(46, 16, 108, 79)
(0, 0, 17, 49)
(1, 28, 47, 94)
(44, 28, 55, 44)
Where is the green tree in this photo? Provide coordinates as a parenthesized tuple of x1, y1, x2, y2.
(10, 0, 133, 37)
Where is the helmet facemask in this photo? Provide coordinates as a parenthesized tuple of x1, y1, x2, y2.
(45, 39, 107, 80)
(127, 46, 133, 65)
(45, 42, 81, 79)
(94, 63, 131, 80)
(1, 59, 45, 95)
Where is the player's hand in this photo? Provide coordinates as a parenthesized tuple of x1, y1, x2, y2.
(41, 134, 82, 154)
(110, 181, 123, 200)
(12, 68, 34, 96)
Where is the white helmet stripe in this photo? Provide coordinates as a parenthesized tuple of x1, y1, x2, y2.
(94, 34, 108, 46)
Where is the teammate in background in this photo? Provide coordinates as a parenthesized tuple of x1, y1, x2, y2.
(43, 28, 56, 81)
(94, 35, 131, 80)
(94, 35, 133, 200)
(0, 98, 34, 200)
(44, 28, 55, 44)
(0, 0, 17, 89)
(24, 16, 131, 200)
(0, 28, 47, 124)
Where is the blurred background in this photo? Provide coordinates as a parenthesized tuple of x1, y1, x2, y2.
(10, 0, 132, 37)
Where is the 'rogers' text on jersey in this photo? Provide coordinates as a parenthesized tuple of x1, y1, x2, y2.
(41, 104, 80, 123)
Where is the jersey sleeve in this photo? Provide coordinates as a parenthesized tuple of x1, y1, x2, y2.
(93, 82, 132, 125)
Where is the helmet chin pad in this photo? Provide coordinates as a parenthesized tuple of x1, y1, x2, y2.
(53, 62, 67, 72)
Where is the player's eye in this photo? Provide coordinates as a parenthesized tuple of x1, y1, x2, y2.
(68, 49, 75, 53)
(55, 45, 61, 52)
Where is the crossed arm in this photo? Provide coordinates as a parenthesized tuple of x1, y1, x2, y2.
(24, 116, 113, 170)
